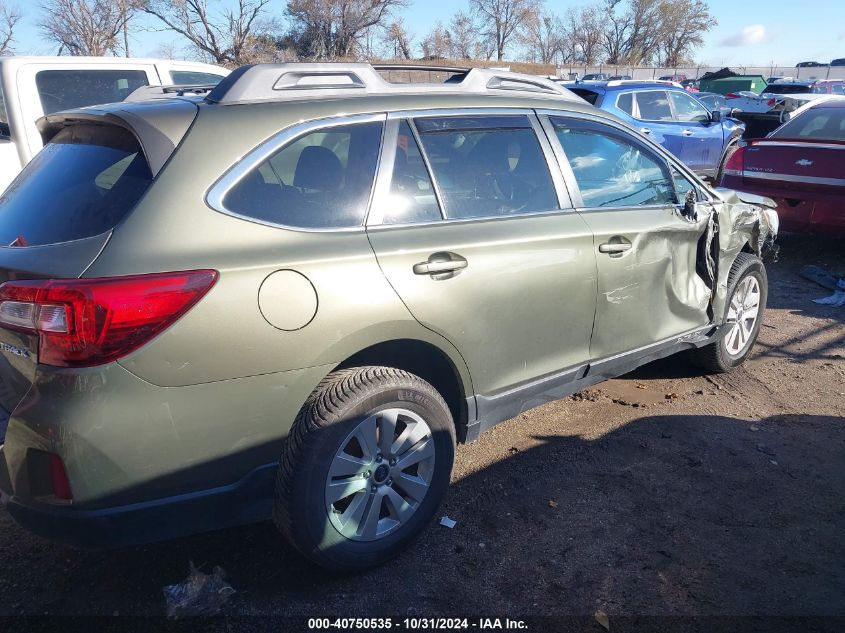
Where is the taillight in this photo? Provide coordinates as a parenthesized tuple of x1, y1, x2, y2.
(722, 146, 746, 178)
(0, 270, 217, 367)
(725, 93, 739, 99)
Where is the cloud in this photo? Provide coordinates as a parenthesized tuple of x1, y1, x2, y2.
(719, 25, 769, 47)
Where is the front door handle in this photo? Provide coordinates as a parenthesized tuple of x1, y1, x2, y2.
(640, 127, 652, 135)
(599, 242, 632, 254)
(682, 129, 694, 136)
(413, 252, 468, 278)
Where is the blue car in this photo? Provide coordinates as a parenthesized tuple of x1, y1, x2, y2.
(564, 81, 745, 179)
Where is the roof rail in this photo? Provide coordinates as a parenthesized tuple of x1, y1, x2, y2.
(125, 84, 217, 102)
(205, 63, 576, 105)
(372, 63, 471, 74)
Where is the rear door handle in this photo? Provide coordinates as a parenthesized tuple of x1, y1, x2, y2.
(682, 129, 693, 136)
(640, 127, 651, 135)
(599, 242, 632, 254)
(413, 252, 468, 277)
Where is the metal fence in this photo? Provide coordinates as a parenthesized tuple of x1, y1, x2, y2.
(554, 65, 845, 81)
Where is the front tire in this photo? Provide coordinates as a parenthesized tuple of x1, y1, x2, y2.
(273, 366, 455, 570)
(691, 252, 768, 373)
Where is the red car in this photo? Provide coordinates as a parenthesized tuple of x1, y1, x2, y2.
(720, 98, 845, 234)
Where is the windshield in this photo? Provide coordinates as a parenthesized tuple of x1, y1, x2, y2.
(0, 125, 152, 246)
(773, 106, 845, 141)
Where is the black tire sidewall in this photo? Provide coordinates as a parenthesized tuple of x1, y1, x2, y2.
(289, 380, 454, 570)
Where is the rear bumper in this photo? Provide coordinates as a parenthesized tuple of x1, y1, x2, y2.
(0, 361, 332, 546)
(1, 450, 274, 547)
(720, 176, 845, 234)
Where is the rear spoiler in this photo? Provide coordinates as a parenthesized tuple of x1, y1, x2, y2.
(36, 99, 198, 177)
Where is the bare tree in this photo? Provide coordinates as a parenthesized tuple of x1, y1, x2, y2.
(143, 0, 271, 66)
(470, 0, 538, 61)
(0, 2, 21, 55)
(518, 9, 564, 64)
(562, 4, 603, 64)
(420, 22, 451, 59)
(448, 11, 481, 59)
(382, 18, 413, 59)
(41, 0, 141, 56)
(658, 0, 714, 67)
(285, 0, 408, 60)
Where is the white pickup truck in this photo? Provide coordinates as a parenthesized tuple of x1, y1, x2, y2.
(0, 56, 229, 192)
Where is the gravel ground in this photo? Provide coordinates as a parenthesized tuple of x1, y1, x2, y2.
(0, 234, 842, 628)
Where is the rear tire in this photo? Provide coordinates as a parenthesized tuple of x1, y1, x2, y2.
(273, 366, 455, 570)
(691, 253, 767, 373)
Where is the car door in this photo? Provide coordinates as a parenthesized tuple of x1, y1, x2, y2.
(366, 111, 597, 409)
(631, 90, 687, 160)
(668, 90, 723, 172)
(541, 113, 713, 360)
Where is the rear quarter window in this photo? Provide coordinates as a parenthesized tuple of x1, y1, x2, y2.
(35, 70, 149, 115)
(0, 125, 152, 246)
(222, 121, 383, 229)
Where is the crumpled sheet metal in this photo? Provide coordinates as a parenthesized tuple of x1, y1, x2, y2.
(709, 188, 779, 319)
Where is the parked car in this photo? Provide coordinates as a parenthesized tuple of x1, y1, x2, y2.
(566, 81, 745, 179)
(608, 75, 632, 80)
(0, 56, 229, 192)
(721, 96, 845, 234)
(0, 63, 777, 569)
(831, 59, 845, 67)
(763, 80, 814, 96)
(659, 74, 687, 82)
(580, 73, 611, 81)
(796, 61, 827, 68)
(811, 79, 845, 95)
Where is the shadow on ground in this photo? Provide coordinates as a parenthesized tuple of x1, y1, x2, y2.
(1, 411, 842, 621)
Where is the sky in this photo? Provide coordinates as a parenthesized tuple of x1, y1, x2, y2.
(8, 0, 845, 68)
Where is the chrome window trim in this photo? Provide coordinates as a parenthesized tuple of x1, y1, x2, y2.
(537, 109, 714, 208)
(366, 206, 581, 232)
(206, 112, 387, 233)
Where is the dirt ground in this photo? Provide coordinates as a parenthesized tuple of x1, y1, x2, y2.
(0, 234, 842, 629)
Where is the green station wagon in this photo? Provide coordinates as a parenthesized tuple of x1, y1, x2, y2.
(0, 64, 778, 569)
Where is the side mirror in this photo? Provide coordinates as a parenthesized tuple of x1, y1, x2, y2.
(729, 107, 742, 118)
(710, 109, 722, 123)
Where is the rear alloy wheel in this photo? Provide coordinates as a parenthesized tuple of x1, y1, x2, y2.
(274, 367, 455, 570)
(691, 252, 768, 373)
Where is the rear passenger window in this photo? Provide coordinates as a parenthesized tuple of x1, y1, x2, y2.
(635, 91, 673, 121)
(381, 121, 442, 225)
(550, 117, 676, 208)
(616, 93, 633, 115)
(414, 116, 558, 219)
(223, 121, 383, 229)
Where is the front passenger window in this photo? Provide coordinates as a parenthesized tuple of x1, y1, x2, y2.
(550, 117, 676, 208)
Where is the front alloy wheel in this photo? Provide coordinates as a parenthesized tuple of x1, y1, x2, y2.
(724, 275, 761, 357)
